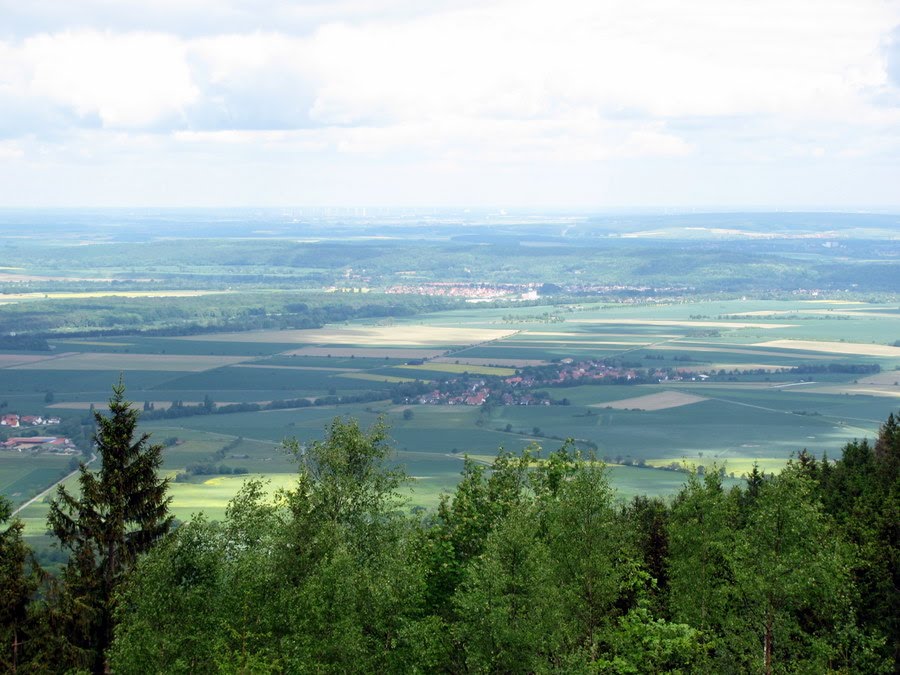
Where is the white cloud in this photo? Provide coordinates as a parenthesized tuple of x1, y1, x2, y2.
(0, 141, 24, 159)
(297, 0, 897, 123)
(0, 0, 898, 206)
(22, 30, 198, 128)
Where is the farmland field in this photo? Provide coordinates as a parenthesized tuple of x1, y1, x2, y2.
(178, 325, 517, 346)
(0, 453, 73, 505)
(593, 391, 708, 411)
(6, 352, 250, 371)
(397, 362, 517, 376)
(3, 296, 899, 540)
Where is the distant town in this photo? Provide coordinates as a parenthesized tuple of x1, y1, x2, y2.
(384, 281, 692, 302)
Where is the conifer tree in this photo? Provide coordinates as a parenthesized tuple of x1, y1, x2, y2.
(0, 496, 40, 672)
(47, 380, 172, 673)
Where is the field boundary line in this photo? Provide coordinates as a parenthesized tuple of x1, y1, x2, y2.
(437, 330, 524, 362)
(705, 396, 878, 434)
(12, 453, 96, 517)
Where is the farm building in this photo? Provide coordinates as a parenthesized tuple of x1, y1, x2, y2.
(2, 436, 74, 452)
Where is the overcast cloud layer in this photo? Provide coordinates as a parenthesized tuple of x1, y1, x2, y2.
(0, 0, 898, 208)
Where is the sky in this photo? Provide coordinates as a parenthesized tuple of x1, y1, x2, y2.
(0, 0, 898, 209)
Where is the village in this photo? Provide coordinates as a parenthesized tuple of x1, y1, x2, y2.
(410, 358, 705, 407)
(0, 413, 76, 453)
(1, 413, 62, 428)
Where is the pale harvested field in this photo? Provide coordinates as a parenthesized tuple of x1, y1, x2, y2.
(646, 457, 789, 475)
(501, 339, 652, 346)
(858, 372, 900, 385)
(233, 364, 361, 372)
(460, 344, 633, 352)
(431, 357, 547, 367)
(181, 325, 516, 346)
(672, 363, 789, 372)
(398, 363, 516, 376)
(9, 353, 248, 372)
(0, 354, 60, 368)
(523, 331, 685, 339)
(576, 319, 794, 329)
(591, 391, 708, 411)
(283, 347, 445, 359)
(754, 340, 900, 358)
(800, 300, 867, 305)
(724, 310, 806, 317)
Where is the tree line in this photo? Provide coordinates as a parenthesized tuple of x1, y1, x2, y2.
(1, 386, 897, 673)
(0, 294, 455, 342)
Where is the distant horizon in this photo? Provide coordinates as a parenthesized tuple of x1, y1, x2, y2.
(1, 206, 899, 215)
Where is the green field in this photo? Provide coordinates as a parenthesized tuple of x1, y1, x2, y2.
(4, 297, 899, 537)
(0, 453, 73, 505)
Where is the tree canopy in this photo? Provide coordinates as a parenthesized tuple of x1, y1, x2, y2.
(2, 404, 897, 673)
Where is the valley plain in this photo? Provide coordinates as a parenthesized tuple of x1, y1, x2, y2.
(1, 210, 898, 538)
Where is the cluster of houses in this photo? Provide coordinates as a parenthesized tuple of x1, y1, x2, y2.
(2, 436, 76, 453)
(416, 377, 553, 407)
(418, 384, 495, 406)
(533, 359, 709, 385)
(406, 357, 720, 408)
(542, 359, 640, 383)
(386, 282, 538, 301)
(1, 413, 62, 428)
(1, 413, 71, 452)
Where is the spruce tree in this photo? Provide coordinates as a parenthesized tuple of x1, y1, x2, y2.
(0, 496, 40, 672)
(47, 380, 172, 673)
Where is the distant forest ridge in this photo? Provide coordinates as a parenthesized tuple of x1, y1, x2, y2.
(0, 208, 898, 242)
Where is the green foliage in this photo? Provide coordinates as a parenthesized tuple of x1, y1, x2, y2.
(816, 413, 900, 670)
(276, 417, 434, 672)
(110, 485, 285, 673)
(544, 456, 639, 658)
(453, 508, 561, 672)
(731, 468, 857, 673)
(113, 418, 439, 673)
(597, 606, 708, 674)
(0, 496, 41, 671)
(668, 470, 735, 636)
(12, 406, 900, 673)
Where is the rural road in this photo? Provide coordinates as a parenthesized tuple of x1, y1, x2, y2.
(12, 453, 96, 517)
